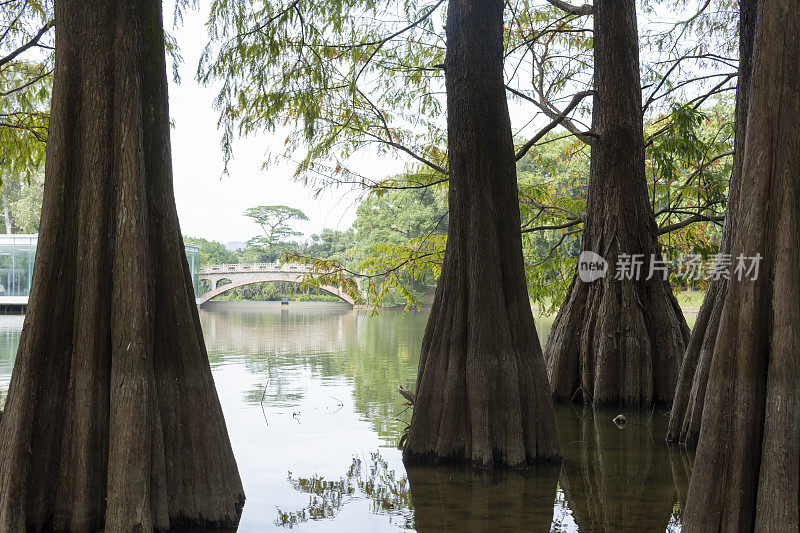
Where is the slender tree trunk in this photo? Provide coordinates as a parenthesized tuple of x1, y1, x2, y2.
(402, 0, 559, 468)
(0, 0, 244, 529)
(544, 0, 689, 406)
(1, 191, 11, 234)
(666, 0, 757, 446)
(683, 0, 800, 529)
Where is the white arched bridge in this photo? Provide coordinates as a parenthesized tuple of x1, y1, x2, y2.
(198, 263, 356, 306)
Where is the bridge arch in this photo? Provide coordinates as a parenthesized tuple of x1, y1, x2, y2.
(198, 273, 355, 306)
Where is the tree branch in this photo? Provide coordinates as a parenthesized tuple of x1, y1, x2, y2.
(515, 90, 594, 160)
(657, 214, 724, 235)
(521, 219, 583, 234)
(507, 85, 597, 145)
(0, 20, 53, 69)
(544, 0, 594, 16)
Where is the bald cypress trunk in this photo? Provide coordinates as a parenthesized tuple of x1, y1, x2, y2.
(0, 0, 244, 529)
(682, 0, 800, 529)
(544, 0, 689, 406)
(402, 0, 559, 468)
(666, 0, 757, 446)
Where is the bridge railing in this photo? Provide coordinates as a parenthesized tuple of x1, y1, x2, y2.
(199, 262, 313, 275)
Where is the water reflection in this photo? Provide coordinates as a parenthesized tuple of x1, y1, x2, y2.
(272, 451, 564, 532)
(556, 406, 681, 532)
(275, 453, 413, 529)
(408, 463, 563, 532)
(667, 445, 694, 529)
(200, 305, 426, 445)
(0, 306, 692, 531)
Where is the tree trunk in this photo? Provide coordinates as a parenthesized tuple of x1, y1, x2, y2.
(1, 191, 12, 234)
(0, 0, 245, 529)
(683, 0, 800, 529)
(544, 0, 690, 406)
(666, 0, 757, 446)
(402, 0, 559, 468)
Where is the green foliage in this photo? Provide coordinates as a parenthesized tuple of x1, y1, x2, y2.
(516, 134, 588, 312)
(350, 184, 447, 308)
(305, 228, 357, 263)
(198, 0, 448, 184)
(1, 1, 54, 186)
(0, 170, 43, 233)
(647, 97, 734, 265)
(285, 182, 448, 310)
(183, 236, 238, 266)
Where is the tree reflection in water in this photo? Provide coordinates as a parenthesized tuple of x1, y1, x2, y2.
(275, 451, 562, 531)
(407, 462, 561, 532)
(275, 410, 695, 531)
(667, 445, 695, 530)
(275, 453, 414, 529)
(556, 406, 685, 532)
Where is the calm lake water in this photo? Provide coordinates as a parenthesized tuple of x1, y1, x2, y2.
(0, 305, 695, 532)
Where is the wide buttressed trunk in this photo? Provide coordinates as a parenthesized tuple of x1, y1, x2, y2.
(0, 0, 244, 529)
(402, 0, 559, 468)
(666, 0, 757, 446)
(544, 0, 689, 406)
(683, 0, 800, 529)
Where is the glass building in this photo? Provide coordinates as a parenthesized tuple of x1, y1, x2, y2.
(0, 235, 36, 299)
(185, 242, 201, 297)
(0, 234, 202, 303)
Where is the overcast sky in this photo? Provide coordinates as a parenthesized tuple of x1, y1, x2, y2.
(166, 2, 406, 245)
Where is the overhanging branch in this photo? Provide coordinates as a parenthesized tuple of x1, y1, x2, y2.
(657, 214, 724, 235)
(515, 90, 594, 160)
(545, 0, 594, 16)
(0, 20, 53, 69)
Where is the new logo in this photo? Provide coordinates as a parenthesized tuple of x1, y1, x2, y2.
(578, 251, 608, 282)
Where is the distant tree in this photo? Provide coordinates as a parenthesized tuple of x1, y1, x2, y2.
(304, 228, 357, 261)
(244, 205, 308, 260)
(0, 171, 44, 233)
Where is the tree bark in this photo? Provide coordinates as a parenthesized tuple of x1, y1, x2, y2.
(0, 0, 244, 529)
(666, 0, 757, 446)
(544, 0, 690, 406)
(402, 0, 559, 468)
(682, 0, 800, 529)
